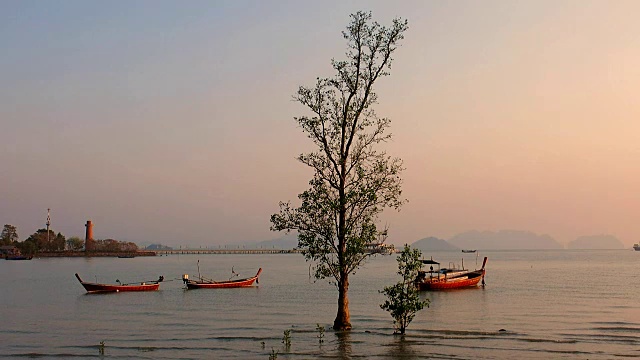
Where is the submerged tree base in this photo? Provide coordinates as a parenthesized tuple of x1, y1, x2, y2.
(333, 321, 352, 331)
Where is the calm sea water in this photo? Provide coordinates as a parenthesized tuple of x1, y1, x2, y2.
(2, 250, 640, 359)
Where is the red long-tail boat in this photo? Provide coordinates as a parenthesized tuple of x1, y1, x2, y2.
(415, 257, 487, 291)
(5, 255, 33, 260)
(182, 268, 262, 289)
(75, 273, 163, 293)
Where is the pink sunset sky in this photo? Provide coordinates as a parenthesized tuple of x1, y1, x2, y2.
(1, 1, 639, 247)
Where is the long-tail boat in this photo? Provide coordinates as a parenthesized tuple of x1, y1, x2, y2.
(5, 255, 33, 260)
(75, 273, 163, 293)
(415, 257, 487, 290)
(182, 268, 262, 289)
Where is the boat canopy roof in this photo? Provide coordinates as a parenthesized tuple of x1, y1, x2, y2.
(421, 259, 440, 265)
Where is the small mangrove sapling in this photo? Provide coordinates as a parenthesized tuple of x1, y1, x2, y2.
(380, 244, 429, 334)
(316, 323, 325, 344)
(282, 329, 291, 349)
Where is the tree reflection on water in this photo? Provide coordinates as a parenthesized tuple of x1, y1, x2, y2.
(384, 336, 419, 360)
(334, 330, 352, 359)
(332, 331, 420, 359)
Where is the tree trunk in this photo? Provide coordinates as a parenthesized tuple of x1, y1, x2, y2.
(333, 273, 352, 330)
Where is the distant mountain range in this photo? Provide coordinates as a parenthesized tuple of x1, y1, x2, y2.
(236, 233, 299, 249)
(448, 230, 563, 250)
(145, 243, 174, 250)
(409, 230, 624, 251)
(227, 230, 625, 251)
(411, 237, 459, 252)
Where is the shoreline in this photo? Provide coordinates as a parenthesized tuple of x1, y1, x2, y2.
(32, 251, 157, 258)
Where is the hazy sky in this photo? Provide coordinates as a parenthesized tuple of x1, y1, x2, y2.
(2, 1, 639, 247)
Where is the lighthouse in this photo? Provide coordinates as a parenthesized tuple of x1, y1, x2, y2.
(85, 220, 94, 251)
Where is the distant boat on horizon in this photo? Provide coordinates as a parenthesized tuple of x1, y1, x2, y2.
(461, 249, 477, 253)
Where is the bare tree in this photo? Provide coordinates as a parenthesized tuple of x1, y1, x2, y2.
(271, 11, 408, 330)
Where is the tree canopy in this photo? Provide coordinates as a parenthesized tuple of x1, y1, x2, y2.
(1, 224, 19, 245)
(25, 229, 65, 252)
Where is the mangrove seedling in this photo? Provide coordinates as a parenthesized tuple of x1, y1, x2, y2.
(269, 348, 278, 360)
(282, 329, 291, 349)
(316, 323, 325, 344)
(380, 244, 430, 334)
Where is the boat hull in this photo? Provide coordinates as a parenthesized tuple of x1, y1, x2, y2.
(184, 268, 261, 289)
(75, 273, 160, 293)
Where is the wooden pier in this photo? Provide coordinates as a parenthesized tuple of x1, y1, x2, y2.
(154, 248, 301, 255)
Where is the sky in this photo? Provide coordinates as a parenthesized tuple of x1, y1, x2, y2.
(1, 1, 639, 248)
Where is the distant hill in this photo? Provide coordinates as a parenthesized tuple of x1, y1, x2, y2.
(254, 233, 299, 249)
(448, 230, 563, 250)
(411, 237, 459, 252)
(145, 243, 173, 250)
(567, 235, 624, 249)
